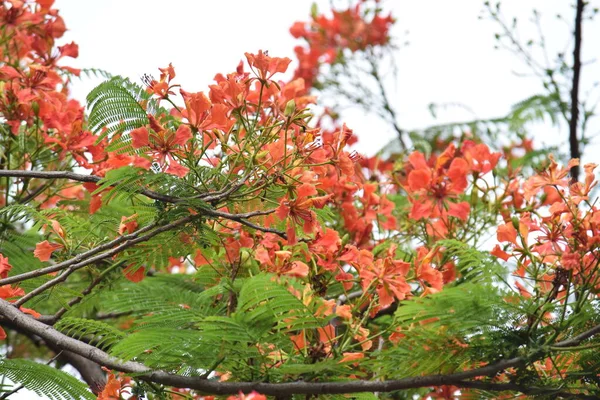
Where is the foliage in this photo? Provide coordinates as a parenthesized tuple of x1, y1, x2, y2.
(0, 1, 599, 399)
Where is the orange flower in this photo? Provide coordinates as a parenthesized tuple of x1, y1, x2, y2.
(129, 116, 192, 177)
(123, 265, 145, 283)
(245, 50, 291, 82)
(0, 254, 11, 279)
(34, 240, 63, 262)
(405, 144, 471, 221)
(97, 368, 132, 400)
(20, 307, 41, 318)
(0, 285, 25, 300)
(523, 155, 579, 200)
(339, 352, 364, 364)
(276, 183, 333, 244)
(227, 392, 266, 400)
(144, 63, 179, 99)
(254, 249, 309, 278)
(359, 245, 412, 309)
(118, 214, 138, 235)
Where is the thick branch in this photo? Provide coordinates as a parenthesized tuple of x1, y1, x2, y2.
(569, 0, 584, 182)
(3, 299, 600, 396)
(457, 380, 596, 399)
(2, 321, 106, 395)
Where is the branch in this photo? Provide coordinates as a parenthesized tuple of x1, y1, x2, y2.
(0, 170, 180, 204)
(0, 169, 253, 205)
(1, 321, 106, 395)
(4, 299, 600, 396)
(0, 215, 193, 287)
(368, 58, 407, 151)
(457, 380, 596, 399)
(569, 0, 585, 182)
(207, 208, 288, 239)
(40, 262, 123, 325)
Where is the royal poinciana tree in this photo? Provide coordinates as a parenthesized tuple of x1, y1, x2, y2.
(1, 0, 599, 399)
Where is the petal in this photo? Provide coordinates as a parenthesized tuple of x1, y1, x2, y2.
(407, 169, 431, 192)
(130, 127, 149, 148)
(123, 265, 145, 283)
(173, 125, 192, 146)
(448, 201, 470, 220)
(497, 222, 518, 245)
(34, 241, 63, 262)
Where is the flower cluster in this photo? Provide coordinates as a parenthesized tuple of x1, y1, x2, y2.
(290, 0, 394, 88)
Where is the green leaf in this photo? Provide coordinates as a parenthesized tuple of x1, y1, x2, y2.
(0, 358, 95, 400)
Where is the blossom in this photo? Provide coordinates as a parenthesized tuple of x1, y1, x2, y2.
(405, 144, 472, 222)
(339, 352, 365, 364)
(254, 249, 309, 278)
(523, 155, 579, 200)
(227, 391, 266, 400)
(118, 214, 138, 235)
(123, 265, 145, 283)
(129, 116, 192, 177)
(144, 63, 179, 99)
(358, 245, 412, 309)
(0, 285, 25, 300)
(276, 183, 333, 244)
(179, 89, 231, 134)
(0, 254, 11, 279)
(97, 368, 132, 400)
(34, 240, 63, 262)
(245, 50, 291, 82)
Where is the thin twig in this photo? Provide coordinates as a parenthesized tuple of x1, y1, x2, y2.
(0, 170, 180, 204)
(12, 216, 195, 305)
(0, 222, 158, 286)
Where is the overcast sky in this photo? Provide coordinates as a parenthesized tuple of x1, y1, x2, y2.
(53, 0, 600, 158)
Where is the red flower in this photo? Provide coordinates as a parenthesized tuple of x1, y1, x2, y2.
(129, 116, 192, 177)
(34, 240, 63, 262)
(405, 145, 471, 222)
(276, 183, 333, 244)
(245, 50, 291, 82)
(0, 254, 11, 279)
(123, 265, 146, 283)
(359, 245, 412, 309)
(0, 285, 25, 300)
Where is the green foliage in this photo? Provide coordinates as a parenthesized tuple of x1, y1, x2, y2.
(0, 358, 95, 400)
(508, 93, 563, 129)
(436, 239, 506, 284)
(54, 317, 126, 351)
(237, 274, 325, 332)
(87, 76, 149, 143)
(377, 282, 520, 378)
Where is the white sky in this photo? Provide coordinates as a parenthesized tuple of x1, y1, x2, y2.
(52, 0, 600, 158)
(8, 0, 600, 397)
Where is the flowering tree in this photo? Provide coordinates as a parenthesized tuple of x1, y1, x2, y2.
(1, 1, 600, 399)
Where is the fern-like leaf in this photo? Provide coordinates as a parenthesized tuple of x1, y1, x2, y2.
(87, 76, 149, 143)
(0, 358, 95, 400)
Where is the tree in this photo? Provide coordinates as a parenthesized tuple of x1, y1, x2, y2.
(1, 1, 600, 399)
